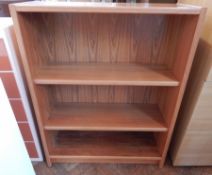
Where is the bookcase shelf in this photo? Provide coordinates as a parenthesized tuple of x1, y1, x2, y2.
(10, 1, 205, 167)
(48, 131, 161, 163)
(34, 64, 179, 86)
(44, 103, 167, 132)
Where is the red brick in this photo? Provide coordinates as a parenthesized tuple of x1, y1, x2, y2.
(10, 100, 27, 121)
(25, 142, 38, 158)
(0, 56, 11, 70)
(0, 72, 20, 98)
(18, 123, 33, 141)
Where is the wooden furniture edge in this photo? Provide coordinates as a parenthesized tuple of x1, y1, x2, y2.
(9, 2, 203, 14)
(170, 39, 212, 165)
(9, 2, 206, 168)
(159, 8, 207, 167)
(9, 4, 52, 167)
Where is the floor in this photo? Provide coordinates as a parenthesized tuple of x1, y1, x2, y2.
(33, 160, 212, 175)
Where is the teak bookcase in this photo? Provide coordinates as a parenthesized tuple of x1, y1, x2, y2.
(10, 1, 205, 167)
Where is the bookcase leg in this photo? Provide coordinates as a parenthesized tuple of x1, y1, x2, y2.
(159, 160, 165, 168)
(46, 159, 52, 167)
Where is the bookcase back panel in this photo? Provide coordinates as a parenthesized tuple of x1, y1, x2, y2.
(19, 12, 187, 69)
(47, 85, 163, 104)
(46, 130, 160, 158)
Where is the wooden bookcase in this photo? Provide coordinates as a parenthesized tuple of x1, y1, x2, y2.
(10, 1, 205, 167)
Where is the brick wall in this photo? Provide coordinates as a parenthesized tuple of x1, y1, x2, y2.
(0, 38, 39, 159)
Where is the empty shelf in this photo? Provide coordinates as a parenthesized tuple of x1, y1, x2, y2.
(45, 103, 167, 132)
(48, 131, 161, 162)
(34, 64, 179, 86)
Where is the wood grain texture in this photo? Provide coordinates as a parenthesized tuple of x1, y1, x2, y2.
(171, 81, 212, 166)
(49, 85, 160, 104)
(9, 2, 205, 167)
(47, 131, 161, 163)
(50, 158, 159, 164)
(18, 13, 182, 69)
(171, 40, 212, 148)
(156, 9, 206, 167)
(9, 5, 52, 166)
(34, 64, 179, 86)
(10, 2, 202, 14)
(155, 14, 200, 165)
(44, 103, 167, 132)
(170, 0, 212, 166)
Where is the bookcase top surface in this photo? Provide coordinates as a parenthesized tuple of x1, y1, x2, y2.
(10, 1, 203, 14)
